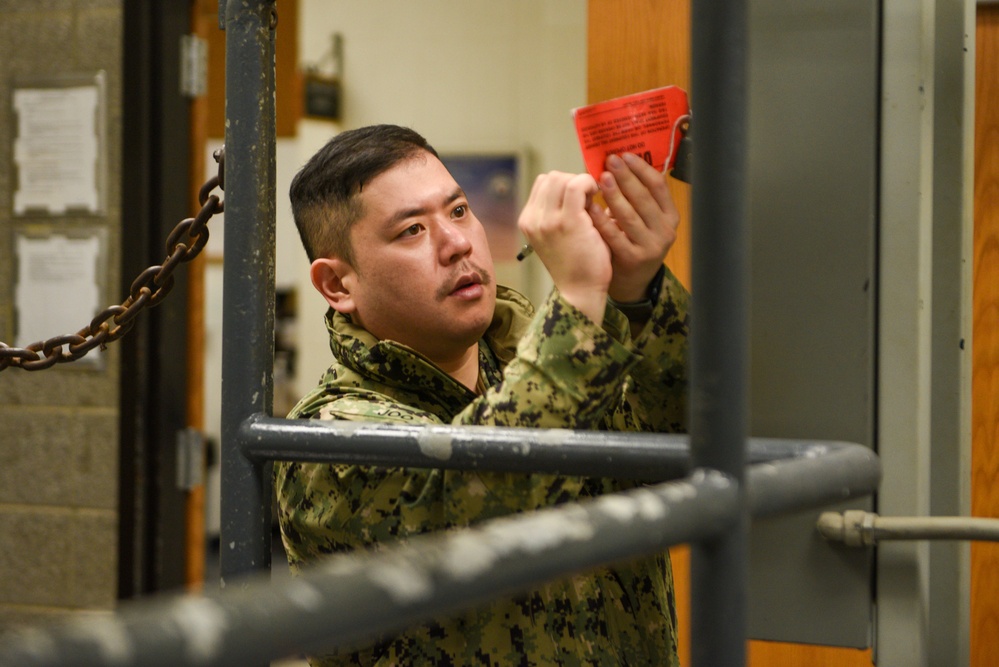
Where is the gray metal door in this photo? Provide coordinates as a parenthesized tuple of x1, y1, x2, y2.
(746, 1, 879, 647)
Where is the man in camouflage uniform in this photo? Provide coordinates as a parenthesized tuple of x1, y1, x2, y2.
(275, 124, 689, 666)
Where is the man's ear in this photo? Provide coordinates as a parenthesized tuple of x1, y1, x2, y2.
(310, 258, 356, 315)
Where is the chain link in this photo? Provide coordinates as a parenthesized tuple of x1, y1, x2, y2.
(0, 148, 226, 372)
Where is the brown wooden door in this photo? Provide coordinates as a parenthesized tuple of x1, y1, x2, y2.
(185, 0, 213, 591)
(972, 5, 999, 665)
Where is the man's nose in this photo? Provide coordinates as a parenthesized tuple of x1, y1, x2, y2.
(437, 221, 473, 264)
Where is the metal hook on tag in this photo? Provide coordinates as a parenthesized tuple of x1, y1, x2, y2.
(669, 120, 693, 185)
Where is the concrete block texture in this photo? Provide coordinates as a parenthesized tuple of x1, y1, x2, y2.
(0, 11, 73, 82)
(0, 0, 123, 396)
(0, 408, 118, 509)
(0, 605, 73, 638)
(0, 1, 120, 17)
(0, 0, 126, 623)
(0, 507, 117, 609)
(0, 353, 120, 408)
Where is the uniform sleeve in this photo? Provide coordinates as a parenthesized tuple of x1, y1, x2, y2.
(454, 291, 639, 430)
(456, 266, 690, 436)
(445, 285, 682, 514)
(603, 266, 691, 434)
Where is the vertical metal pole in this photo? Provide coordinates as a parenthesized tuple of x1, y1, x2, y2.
(220, 0, 277, 584)
(689, 0, 750, 665)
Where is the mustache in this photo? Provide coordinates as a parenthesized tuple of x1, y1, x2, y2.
(435, 262, 493, 300)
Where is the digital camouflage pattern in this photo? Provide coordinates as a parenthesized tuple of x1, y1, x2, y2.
(275, 268, 690, 667)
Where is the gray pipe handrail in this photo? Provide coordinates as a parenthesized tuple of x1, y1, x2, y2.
(0, 472, 739, 667)
(0, 444, 879, 667)
(0, 425, 880, 666)
(240, 414, 879, 516)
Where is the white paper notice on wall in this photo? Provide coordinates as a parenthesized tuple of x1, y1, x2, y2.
(12, 81, 103, 215)
(14, 233, 103, 365)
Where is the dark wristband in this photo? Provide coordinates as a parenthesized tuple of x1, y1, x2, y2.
(608, 264, 666, 323)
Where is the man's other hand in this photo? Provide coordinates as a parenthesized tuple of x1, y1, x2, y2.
(590, 152, 680, 303)
(518, 172, 612, 325)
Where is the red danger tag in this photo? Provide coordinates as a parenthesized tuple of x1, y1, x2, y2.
(572, 86, 690, 180)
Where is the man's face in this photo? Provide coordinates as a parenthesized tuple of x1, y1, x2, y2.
(338, 152, 496, 363)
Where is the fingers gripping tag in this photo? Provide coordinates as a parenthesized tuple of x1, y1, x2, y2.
(572, 86, 690, 181)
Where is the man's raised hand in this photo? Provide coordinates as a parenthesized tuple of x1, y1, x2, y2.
(518, 171, 612, 325)
(589, 152, 680, 304)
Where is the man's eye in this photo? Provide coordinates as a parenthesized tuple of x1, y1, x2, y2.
(452, 204, 467, 219)
(400, 224, 422, 237)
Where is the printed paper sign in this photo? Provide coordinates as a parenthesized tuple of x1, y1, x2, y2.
(13, 84, 102, 215)
(14, 233, 102, 355)
(573, 86, 690, 180)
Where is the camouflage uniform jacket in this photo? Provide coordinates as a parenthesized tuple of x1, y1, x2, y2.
(275, 268, 690, 667)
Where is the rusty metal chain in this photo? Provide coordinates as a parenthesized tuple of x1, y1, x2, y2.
(0, 148, 226, 372)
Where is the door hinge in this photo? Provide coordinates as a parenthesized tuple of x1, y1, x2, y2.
(180, 34, 208, 99)
(176, 427, 205, 491)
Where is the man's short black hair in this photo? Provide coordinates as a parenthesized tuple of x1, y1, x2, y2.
(290, 124, 439, 264)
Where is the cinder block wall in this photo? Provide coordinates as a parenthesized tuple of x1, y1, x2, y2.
(0, 0, 123, 630)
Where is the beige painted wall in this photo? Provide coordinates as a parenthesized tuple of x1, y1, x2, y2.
(291, 0, 588, 398)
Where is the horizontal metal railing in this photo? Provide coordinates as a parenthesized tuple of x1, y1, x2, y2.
(241, 415, 881, 518)
(0, 435, 878, 667)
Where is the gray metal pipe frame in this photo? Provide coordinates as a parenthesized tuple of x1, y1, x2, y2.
(0, 449, 878, 667)
(243, 415, 880, 519)
(0, 453, 882, 667)
(219, 0, 277, 582)
(199, 0, 874, 665)
(242, 414, 877, 492)
(243, 414, 693, 478)
(688, 0, 751, 664)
